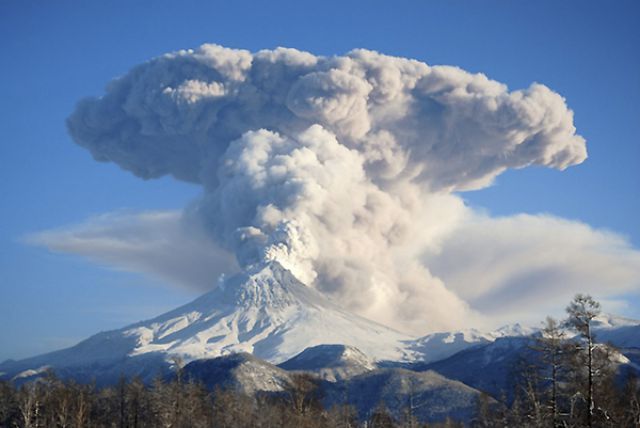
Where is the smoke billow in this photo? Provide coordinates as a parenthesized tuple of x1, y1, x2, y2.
(67, 44, 588, 333)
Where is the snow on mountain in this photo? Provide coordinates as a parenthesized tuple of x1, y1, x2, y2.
(493, 322, 536, 337)
(121, 261, 414, 363)
(406, 330, 493, 365)
(2, 254, 636, 389)
(183, 353, 291, 395)
(598, 325, 640, 351)
(419, 316, 640, 400)
(183, 348, 487, 425)
(405, 315, 637, 368)
(0, 262, 414, 383)
(419, 335, 534, 398)
(592, 313, 640, 330)
(592, 314, 640, 350)
(182, 348, 487, 424)
(278, 344, 376, 381)
(11, 366, 50, 382)
(323, 367, 486, 424)
(587, 314, 640, 369)
(406, 323, 535, 365)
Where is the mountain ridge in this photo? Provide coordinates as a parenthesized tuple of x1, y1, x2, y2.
(1, 261, 637, 386)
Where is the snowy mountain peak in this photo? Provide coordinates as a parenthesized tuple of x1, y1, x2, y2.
(217, 261, 304, 308)
(182, 261, 310, 311)
(121, 261, 415, 363)
(0, 262, 415, 383)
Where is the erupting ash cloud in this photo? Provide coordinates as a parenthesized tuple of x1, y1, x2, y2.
(64, 44, 593, 332)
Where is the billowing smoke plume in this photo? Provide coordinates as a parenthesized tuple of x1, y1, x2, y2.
(67, 44, 587, 333)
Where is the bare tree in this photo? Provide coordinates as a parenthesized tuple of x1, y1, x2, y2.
(286, 373, 322, 417)
(211, 387, 255, 428)
(472, 392, 496, 428)
(0, 380, 18, 427)
(534, 316, 569, 427)
(326, 403, 358, 428)
(73, 382, 93, 428)
(564, 293, 601, 428)
(621, 373, 640, 427)
(368, 402, 395, 428)
(17, 382, 42, 428)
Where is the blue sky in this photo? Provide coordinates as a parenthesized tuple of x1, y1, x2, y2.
(1, 0, 638, 361)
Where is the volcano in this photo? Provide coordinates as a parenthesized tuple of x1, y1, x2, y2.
(0, 262, 416, 384)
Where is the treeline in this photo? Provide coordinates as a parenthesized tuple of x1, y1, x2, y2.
(0, 371, 462, 428)
(1, 294, 638, 427)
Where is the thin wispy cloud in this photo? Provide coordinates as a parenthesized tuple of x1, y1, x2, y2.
(26, 211, 237, 292)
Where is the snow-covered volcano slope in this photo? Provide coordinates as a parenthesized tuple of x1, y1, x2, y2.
(0, 262, 414, 383)
(128, 261, 414, 363)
